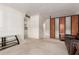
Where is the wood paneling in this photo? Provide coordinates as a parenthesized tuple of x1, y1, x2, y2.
(50, 15, 79, 40)
(59, 17, 65, 41)
(71, 15, 78, 35)
(50, 18, 55, 38)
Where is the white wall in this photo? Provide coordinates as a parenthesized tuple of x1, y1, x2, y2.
(39, 16, 45, 39)
(27, 14, 46, 39)
(0, 5, 24, 41)
(27, 15, 39, 39)
(0, 6, 5, 34)
(43, 19, 50, 38)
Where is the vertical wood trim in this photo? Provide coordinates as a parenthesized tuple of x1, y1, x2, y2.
(78, 15, 79, 32)
(71, 16, 72, 35)
(64, 17, 65, 40)
(50, 16, 51, 38)
(58, 18, 59, 39)
(59, 17, 60, 39)
(54, 18, 55, 38)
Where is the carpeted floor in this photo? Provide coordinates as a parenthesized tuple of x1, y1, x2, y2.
(0, 39, 68, 55)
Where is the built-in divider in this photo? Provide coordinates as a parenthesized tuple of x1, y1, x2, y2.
(50, 15, 79, 41)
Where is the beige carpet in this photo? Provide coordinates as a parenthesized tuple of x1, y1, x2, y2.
(0, 39, 68, 55)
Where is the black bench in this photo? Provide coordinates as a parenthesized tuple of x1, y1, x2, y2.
(0, 35, 20, 50)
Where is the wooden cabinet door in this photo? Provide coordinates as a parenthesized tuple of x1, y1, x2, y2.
(50, 18, 55, 38)
(59, 17, 65, 41)
(71, 15, 78, 35)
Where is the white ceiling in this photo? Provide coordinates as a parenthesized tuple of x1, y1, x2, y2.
(1, 3, 79, 19)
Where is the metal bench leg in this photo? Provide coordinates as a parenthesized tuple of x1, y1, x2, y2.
(2, 37, 6, 47)
(15, 35, 20, 44)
